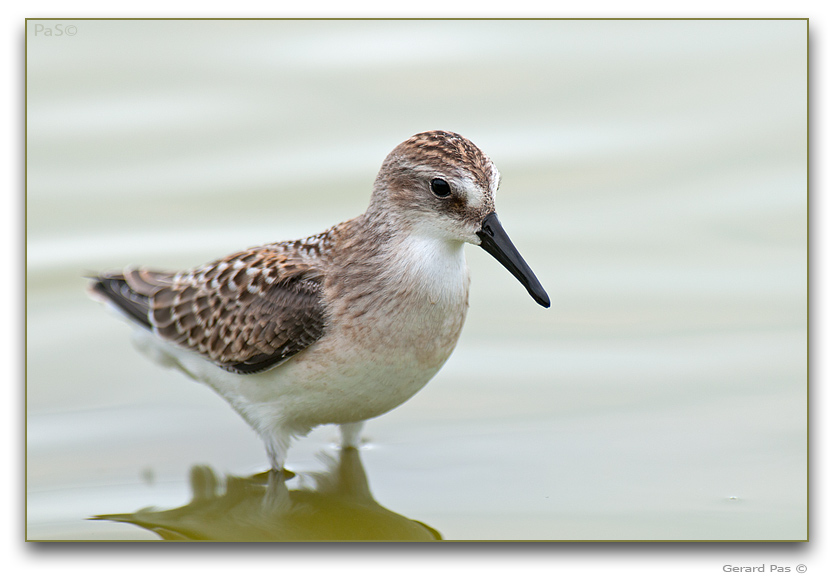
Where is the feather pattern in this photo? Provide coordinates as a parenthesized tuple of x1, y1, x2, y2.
(91, 237, 330, 375)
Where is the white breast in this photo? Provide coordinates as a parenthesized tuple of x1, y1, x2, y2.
(393, 234, 470, 306)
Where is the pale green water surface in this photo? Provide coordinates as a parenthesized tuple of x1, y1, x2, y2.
(26, 19, 807, 541)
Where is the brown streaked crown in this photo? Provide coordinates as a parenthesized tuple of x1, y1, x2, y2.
(387, 130, 497, 191)
(369, 130, 499, 225)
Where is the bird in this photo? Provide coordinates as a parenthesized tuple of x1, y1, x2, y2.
(88, 130, 550, 472)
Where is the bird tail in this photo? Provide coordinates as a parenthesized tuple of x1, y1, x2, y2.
(87, 269, 174, 330)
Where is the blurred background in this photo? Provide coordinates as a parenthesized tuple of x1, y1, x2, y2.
(26, 19, 806, 540)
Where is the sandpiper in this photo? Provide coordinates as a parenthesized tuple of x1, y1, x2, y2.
(89, 130, 549, 471)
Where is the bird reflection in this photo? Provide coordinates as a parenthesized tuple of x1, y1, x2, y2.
(92, 448, 442, 541)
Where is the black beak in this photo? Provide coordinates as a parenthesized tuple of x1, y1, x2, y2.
(476, 212, 550, 308)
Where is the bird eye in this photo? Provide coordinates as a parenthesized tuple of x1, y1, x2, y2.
(430, 178, 452, 198)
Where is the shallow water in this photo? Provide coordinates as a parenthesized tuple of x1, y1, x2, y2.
(26, 19, 807, 541)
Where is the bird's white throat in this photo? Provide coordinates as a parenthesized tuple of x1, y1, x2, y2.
(392, 234, 469, 306)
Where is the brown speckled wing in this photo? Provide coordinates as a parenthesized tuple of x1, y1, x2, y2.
(91, 244, 327, 375)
